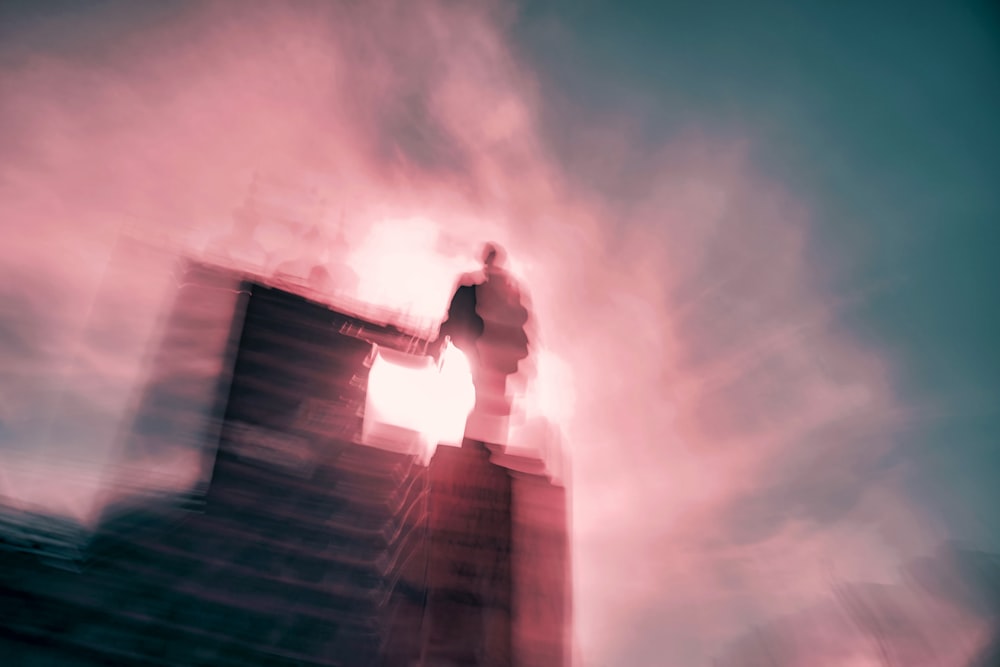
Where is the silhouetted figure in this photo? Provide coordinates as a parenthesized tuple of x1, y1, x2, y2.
(432, 279, 484, 363)
(431, 243, 530, 423)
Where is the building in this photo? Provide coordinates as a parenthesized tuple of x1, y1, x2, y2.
(0, 262, 570, 666)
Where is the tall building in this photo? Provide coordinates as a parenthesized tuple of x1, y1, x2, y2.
(0, 263, 570, 666)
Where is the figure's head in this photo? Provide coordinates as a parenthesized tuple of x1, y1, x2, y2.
(481, 242, 506, 269)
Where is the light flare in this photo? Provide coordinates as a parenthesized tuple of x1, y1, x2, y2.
(346, 217, 472, 323)
(362, 340, 476, 461)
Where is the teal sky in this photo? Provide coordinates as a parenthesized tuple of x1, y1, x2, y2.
(513, 0, 1000, 547)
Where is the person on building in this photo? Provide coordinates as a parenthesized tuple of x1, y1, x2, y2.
(429, 243, 530, 424)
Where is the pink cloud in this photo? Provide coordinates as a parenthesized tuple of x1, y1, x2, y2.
(0, 1, 983, 664)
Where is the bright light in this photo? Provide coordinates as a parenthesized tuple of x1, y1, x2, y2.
(435, 342, 477, 445)
(346, 218, 464, 322)
(529, 348, 575, 426)
(362, 340, 476, 461)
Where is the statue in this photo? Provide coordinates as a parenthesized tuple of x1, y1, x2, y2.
(430, 243, 530, 425)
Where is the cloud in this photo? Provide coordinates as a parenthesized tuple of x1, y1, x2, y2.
(0, 1, 973, 663)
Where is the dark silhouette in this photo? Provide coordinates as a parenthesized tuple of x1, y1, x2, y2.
(428, 243, 529, 443)
(432, 282, 484, 366)
(429, 244, 530, 418)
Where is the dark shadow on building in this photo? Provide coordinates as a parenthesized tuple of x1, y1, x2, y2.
(0, 266, 570, 667)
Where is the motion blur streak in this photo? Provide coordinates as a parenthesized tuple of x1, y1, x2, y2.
(0, 1, 994, 665)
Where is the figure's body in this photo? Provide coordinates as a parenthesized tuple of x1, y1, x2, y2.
(431, 244, 530, 423)
(433, 280, 485, 364)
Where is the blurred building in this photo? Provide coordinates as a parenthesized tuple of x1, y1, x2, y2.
(0, 262, 570, 666)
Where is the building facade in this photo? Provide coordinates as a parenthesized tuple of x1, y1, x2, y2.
(0, 264, 569, 666)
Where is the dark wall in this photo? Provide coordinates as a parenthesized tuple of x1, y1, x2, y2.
(0, 281, 432, 667)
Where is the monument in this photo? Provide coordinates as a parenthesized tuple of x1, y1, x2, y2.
(0, 254, 570, 666)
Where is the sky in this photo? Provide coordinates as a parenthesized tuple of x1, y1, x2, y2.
(1, 1, 998, 665)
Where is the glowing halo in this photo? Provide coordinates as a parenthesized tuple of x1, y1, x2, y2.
(361, 339, 476, 462)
